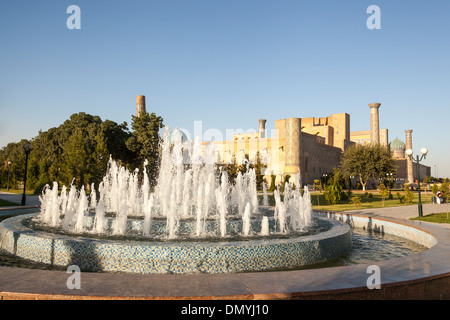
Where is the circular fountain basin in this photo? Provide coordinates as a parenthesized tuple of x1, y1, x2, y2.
(0, 212, 351, 274)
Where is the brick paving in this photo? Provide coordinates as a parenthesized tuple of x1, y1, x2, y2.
(0, 192, 449, 300)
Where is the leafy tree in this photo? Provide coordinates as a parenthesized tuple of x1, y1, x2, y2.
(312, 179, 323, 206)
(219, 153, 266, 190)
(341, 143, 397, 191)
(397, 185, 414, 204)
(126, 112, 164, 184)
(378, 183, 390, 206)
(253, 152, 266, 191)
(0, 111, 163, 193)
(61, 127, 89, 187)
(432, 184, 439, 196)
(0, 139, 34, 190)
(440, 182, 450, 219)
(324, 168, 344, 204)
(268, 174, 276, 192)
(100, 120, 133, 163)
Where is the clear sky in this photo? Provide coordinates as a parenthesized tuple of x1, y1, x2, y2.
(1, 0, 449, 178)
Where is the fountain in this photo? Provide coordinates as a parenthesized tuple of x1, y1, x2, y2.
(0, 127, 352, 274)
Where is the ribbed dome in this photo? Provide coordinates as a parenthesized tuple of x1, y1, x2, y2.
(168, 128, 188, 143)
(389, 137, 406, 151)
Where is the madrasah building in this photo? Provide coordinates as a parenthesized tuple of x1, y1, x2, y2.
(136, 96, 430, 188)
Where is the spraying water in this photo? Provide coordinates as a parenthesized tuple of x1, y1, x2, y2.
(36, 127, 312, 239)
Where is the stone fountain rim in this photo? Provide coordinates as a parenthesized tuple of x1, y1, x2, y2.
(1, 211, 348, 248)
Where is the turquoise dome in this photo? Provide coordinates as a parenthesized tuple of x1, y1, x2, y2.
(389, 137, 406, 151)
(168, 129, 188, 143)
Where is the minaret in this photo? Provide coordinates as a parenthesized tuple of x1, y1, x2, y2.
(258, 119, 267, 138)
(136, 95, 146, 117)
(405, 129, 414, 184)
(369, 103, 381, 144)
(284, 117, 301, 176)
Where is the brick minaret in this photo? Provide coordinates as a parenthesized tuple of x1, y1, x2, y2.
(136, 95, 146, 117)
(369, 103, 381, 144)
(258, 119, 267, 138)
(405, 129, 414, 184)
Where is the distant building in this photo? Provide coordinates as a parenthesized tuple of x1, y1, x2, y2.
(201, 102, 430, 186)
(135, 95, 430, 186)
(389, 135, 431, 187)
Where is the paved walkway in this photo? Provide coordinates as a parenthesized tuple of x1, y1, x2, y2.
(0, 191, 40, 208)
(344, 203, 450, 228)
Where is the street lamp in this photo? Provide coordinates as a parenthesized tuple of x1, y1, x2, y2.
(386, 172, 393, 189)
(406, 147, 428, 217)
(6, 161, 12, 191)
(323, 173, 328, 186)
(349, 175, 355, 190)
(21, 143, 33, 206)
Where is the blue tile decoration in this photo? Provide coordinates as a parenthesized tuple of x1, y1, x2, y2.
(0, 211, 436, 274)
(0, 212, 352, 274)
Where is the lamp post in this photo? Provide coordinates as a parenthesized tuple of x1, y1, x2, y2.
(386, 172, 393, 189)
(406, 147, 428, 217)
(6, 161, 11, 191)
(323, 173, 328, 186)
(21, 144, 33, 206)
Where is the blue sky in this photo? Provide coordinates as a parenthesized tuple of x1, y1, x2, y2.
(1, 0, 449, 178)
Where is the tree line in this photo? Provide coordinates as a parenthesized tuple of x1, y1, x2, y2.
(0, 111, 163, 194)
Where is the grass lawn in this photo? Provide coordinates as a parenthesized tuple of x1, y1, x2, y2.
(0, 188, 35, 195)
(309, 191, 434, 212)
(0, 199, 20, 207)
(262, 190, 435, 212)
(411, 211, 450, 224)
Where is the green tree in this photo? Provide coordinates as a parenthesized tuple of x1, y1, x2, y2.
(324, 168, 344, 204)
(61, 127, 90, 188)
(268, 174, 276, 192)
(0, 111, 158, 193)
(341, 143, 397, 191)
(397, 185, 414, 204)
(378, 183, 390, 206)
(0, 140, 31, 189)
(101, 120, 133, 164)
(126, 112, 164, 183)
(253, 152, 266, 191)
(440, 182, 450, 219)
(432, 184, 439, 196)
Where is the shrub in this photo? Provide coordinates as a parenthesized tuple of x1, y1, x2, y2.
(268, 175, 276, 192)
(350, 196, 361, 207)
(398, 185, 414, 204)
(432, 184, 439, 196)
(397, 192, 405, 204)
(324, 180, 342, 205)
(378, 183, 390, 206)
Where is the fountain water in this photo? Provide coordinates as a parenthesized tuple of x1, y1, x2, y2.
(36, 127, 314, 239)
(0, 127, 353, 274)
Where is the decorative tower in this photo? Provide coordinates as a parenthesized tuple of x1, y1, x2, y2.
(368, 103, 381, 144)
(258, 119, 267, 138)
(405, 129, 414, 184)
(136, 95, 146, 117)
(284, 117, 301, 177)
